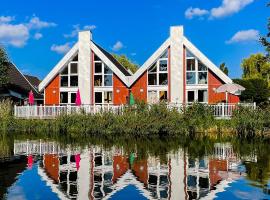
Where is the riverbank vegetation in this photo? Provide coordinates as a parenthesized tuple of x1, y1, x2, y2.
(1, 100, 270, 139)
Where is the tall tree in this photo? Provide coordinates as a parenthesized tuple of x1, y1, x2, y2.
(241, 53, 270, 85)
(259, 2, 270, 59)
(0, 47, 9, 86)
(233, 78, 270, 104)
(113, 54, 138, 74)
(219, 62, 229, 75)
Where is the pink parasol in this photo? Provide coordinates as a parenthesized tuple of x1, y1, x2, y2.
(28, 90, 34, 105)
(75, 89, 82, 106)
(27, 155, 33, 169)
(75, 154, 81, 170)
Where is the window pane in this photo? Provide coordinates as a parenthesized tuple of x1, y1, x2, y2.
(159, 91, 167, 101)
(95, 62, 102, 73)
(187, 91, 195, 103)
(60, 76, 68, 87)
(71, 93, 76, 104)
(70, 76, 78, 87)
(160, 50, 168, 58)
(148, 91, 157, 104)
(94, 54, 101, 61)
(148, 63, 157, 73)
(94, 75, 102, 86)
(148, 74, 157, 85)
(159, 60, 168, 71)
(198, 72, 207, 84)
(95, 92, 102, 104)
(198, 90, 208, 102)
(104, 91, 112, 103)
(186, 50, 195, 58)
(104, 75, 112, 86)
(198, 61, 207, 71)
(60, 92, 68, 104)
(187, 59, 195, 71)
(159, 73, 168, 85)
(104, 65, 113, 74)
(186, 72, 196, 84)
(70, 63, 78, 74)
(61, 66, 68, 75)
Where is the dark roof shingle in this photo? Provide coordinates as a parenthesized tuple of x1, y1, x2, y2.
(94, 43, 132, 76)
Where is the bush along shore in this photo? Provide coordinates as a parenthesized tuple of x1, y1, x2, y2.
(1, 100, 270, 139)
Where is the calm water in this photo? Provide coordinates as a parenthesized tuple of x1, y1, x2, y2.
(0, 136, 270, 200)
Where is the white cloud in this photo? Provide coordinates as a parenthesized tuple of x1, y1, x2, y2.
(226, 29, 259, 44)
(27, 16, 57, 29)
(112, 41, 124, 51)
(185, 7, 209, 19)
(64, 24, 96, 38)
(34, 33, 43, 40)
(211, 0, 254, 18)
(0, 15, 56, 47)
(0, 23, 29, 47)
(0, 16, 15, 24)
(185, 0, 254, 20)
(51, 42, 71, 54)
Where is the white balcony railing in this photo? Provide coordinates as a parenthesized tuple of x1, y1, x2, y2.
(14, 103, 256, 119)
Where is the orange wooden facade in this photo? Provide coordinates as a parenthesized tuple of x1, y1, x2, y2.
(43, 154, 60, 183)
(208, 70, 239, 104)
(44, 75, 60, 105)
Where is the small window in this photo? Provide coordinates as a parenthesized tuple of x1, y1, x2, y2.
(187, 91, 195, 103)
(159, 60, 168, 71)
(60, 92, 68, 104)
(148, 74, 157, 85)
(95, 62, 102, 73)
(70, 76, 78, 87)
(61, 66, 68, 75)
(159, 73, 168, 85)
(94, 54, 101, 61)
(104, 91, 112, 103)
(94, 75, 102, 86)
(198, 90, 208, 102)
(60, 76, 69, 87)
(187, 59, 195, 71)
(198, 61, 207, 71)
(71, 93, 76, 104)
(70, 63, 78, 74)
(95, 92, 102, 104)
(198, 72, 207, 84)
(104, 75, 113, 86)
(148, 91, 158, 104)
(104, 65, 113, 74)
(159, 91, 167, 101)
(149, 63, 157, 73)
(186, 50, 195, 58)
(186, 72, 196, 85)
(160, 50, 168, 58)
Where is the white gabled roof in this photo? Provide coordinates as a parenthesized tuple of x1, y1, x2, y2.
(183, 36, 232, 84)
(39, 43, 79, 92)
(129, 38, 171, 87)
(39, 41, 131, 92)
(39, 34, 232, 92)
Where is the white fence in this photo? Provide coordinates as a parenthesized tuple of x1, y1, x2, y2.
(14, 103, 256, 119)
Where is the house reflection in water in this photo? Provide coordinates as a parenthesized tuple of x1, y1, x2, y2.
(13, 141, 253, 200)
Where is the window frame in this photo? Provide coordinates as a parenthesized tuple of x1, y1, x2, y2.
(60, 61, 79, 88)
(186, 89, 208, 103)
(148, 56, 168, 86)
(186, 54, 208, 85)
(94, 90, 113, 105)
(60, 91, 77, 105)
(94, 60, 113, 87)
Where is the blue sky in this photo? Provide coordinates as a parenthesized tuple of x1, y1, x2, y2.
(0, 0, 268, 79)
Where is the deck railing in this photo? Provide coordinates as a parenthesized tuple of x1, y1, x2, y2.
(14, 103, 256, 119)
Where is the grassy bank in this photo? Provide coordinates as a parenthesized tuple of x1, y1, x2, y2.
(1, 100, 270, 139)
